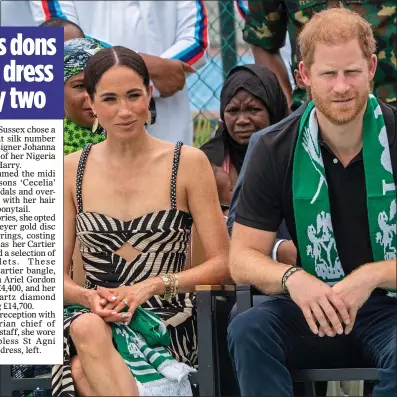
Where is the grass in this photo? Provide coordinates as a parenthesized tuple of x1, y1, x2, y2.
(193, 114, 218, 148)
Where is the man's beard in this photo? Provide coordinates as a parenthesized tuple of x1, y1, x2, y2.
(311, 83, 370, 125)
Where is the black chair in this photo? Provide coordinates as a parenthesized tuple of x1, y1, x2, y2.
(291, 368, 379, 396)
(0, 366, 51, 396)
(235, 284, 379, 397)
(195, 285, 236, 396)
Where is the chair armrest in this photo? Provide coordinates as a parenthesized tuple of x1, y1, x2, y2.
(195, 285, 235, 296)
(196, 284, 224, 291)
(236, 284, 251, 292)
(291, 368, 379, 382)
(0, 366, 51, 395)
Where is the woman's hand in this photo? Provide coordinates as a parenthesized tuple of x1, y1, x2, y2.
(85, 289, 115, 318)
(96, 278, 165, 325)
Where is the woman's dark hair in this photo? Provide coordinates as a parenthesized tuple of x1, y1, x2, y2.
(84, 46, 150, 100)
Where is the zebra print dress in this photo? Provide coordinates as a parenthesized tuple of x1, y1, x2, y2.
(53, 142, 196, 397)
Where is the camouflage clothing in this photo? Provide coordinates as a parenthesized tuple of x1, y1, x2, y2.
(243, 0, 397, 110)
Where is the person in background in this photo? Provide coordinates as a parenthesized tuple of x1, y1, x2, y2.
(200, 64, 288, 192)
(227, 64, 310, 263)
(234, 0, 296, 107)
(212, 165, 233, 210)
(63, 38, 107, 155)
(201, 65, 294, 282)
(29, 0, 209, 146)
(0, 0, 36, 26)
(242, 0, 396, 111)
(229, 8, 396, 396)
(40, 16, 114, 50)
(40, 17, 84, 41)
(189, 165, 232, 268)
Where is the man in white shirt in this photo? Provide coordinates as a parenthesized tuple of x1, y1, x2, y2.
(0, 0, 37, 26)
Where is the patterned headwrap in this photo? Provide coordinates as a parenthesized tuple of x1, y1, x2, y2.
(64, 37, 104, 83)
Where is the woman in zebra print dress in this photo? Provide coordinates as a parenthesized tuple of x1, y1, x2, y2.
(58, 46, 230, 396)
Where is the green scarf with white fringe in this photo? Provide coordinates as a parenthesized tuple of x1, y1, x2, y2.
(65, 305, 194, 390)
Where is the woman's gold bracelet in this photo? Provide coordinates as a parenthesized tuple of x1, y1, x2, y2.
(158, 273, 178, 303)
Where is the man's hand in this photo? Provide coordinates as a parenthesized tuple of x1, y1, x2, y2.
(141, 54, 196, 97)
(286, 270, 351, 337)
(330, 268, 375, 335)
(155, 59, 196, 97)
(277, 240, 297, 265)
(251, 45, 293, 112)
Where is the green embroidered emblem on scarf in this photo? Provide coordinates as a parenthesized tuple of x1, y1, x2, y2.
(293, 95, 396, 292)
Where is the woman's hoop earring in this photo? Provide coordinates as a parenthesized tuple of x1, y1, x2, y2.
(92, 116, 99, 133)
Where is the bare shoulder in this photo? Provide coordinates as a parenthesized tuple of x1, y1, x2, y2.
(179, 144, 211, 173)
(178, 145, 215, 194)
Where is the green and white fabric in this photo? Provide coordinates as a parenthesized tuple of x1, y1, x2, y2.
(64, 37, 104, 83)
(292, 95, 396, 294)
(63, 118, 106, 155)
(64, 305, 194, 395)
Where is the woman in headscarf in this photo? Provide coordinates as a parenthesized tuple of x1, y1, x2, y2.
(63, 37, 107, 155)
(201, 64, 289, 198)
